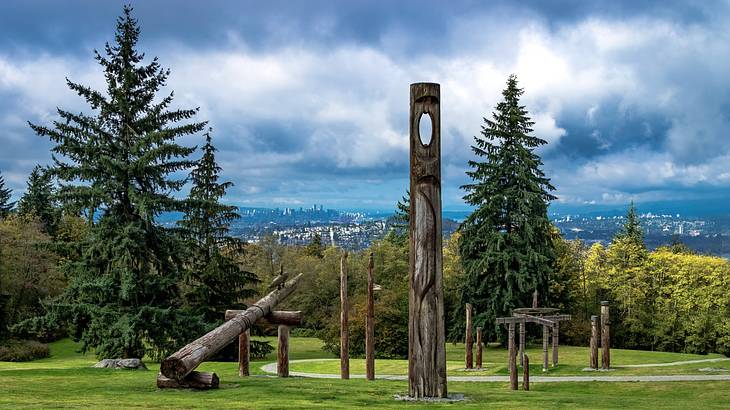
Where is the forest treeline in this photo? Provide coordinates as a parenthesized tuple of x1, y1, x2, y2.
(1, 6, 729, 361)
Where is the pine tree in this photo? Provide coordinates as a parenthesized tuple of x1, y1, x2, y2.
(0, 170, 14, 218)
(304, 233, 325, 258)
(615, 202, 644, 247)
(178, 130, 258, 323)
(385, 190, 409, 244)
(17, 165, 59, 236)
(457, 75, 556, 340)
(23, 6, 206, 359)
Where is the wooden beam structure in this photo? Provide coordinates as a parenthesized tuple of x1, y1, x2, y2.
(476, 327, 483, 369)
(160, 273, 304, 382)
(225, 310, 303, 326)
(508, 322, 517, 390)
(601, 301, 610, 369)
(552, 321, 560, 367)
(238, 329, 250, 377)
(340, 252, 350, 380)
(157, 371, 219, 390)
(542, 325, 549, 372)
(590, 315, 599, 369)
(519, 320, 526, 367)
(366, 252, 375, 381)
(465, 303, 473, 369)
(523, 354, 530, 391)
(408, 82, 447, 399)
(278, 325, 289, 377)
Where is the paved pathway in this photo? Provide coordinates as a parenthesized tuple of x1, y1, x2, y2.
(260, 358, 730, 383)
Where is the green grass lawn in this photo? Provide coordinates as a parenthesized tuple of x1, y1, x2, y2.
(1, 338, 729, 409)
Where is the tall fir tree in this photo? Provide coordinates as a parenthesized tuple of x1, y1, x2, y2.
(457, 75, 556, 341)
(178, 130, 258, 323)
(0, 170, 14, 218)
(615, 202, 644, 247)
(17, 165, 59, 236)
(23, 6, 206, 359)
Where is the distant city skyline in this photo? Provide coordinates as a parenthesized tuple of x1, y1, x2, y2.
(2, 1, 730, 212)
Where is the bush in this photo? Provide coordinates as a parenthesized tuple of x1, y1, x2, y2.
(0, 340, 50, 362)
(250, 340, 274, 359)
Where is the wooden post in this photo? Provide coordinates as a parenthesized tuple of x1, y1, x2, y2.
(508, 322, 517, 390)
(340, 252, 349, 379)
(277, 325, 289, 377)
(523, 353, 530, 391)
(601, 301, 610, 369)
(465, 303, 473, 369)
(542, 325, 549, 372)
(408, 82, 447, 398)
(366, 252, 375, 381)
(238, 329, 250, 377)
(532, 290, 538, 308)
(590, 315, 599, 369)
(476, 327, 483, 369)
(157, 371, 219, 390)
(161, 273, 304, 381)
(552, 322, 559, 367)
(519, 320, 526, 367)
(225, 310, 304, 326)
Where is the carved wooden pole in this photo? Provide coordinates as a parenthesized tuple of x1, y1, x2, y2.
(508, 322, 517, 390)
(366, 252, 375, 381)
(601, 301, 610, 369)
(476, 327, 483, 369)
(238, 329, 250, 377)
(523, 353, 530, 391)
(519, 320, 526, 367)
(590, 315, 599, 369)
(340, 252, 349, 379)
(542, 325, 549, 372)
(408, 82, 447, 399)
(532, 290, 538, 308)
(465, 303, 473, 369)
(552, 322, 559, 367)
(277, 325, 289, 377)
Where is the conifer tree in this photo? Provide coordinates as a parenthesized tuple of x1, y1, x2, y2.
(178, 130, 257, 323)
(385, 190, 409, 244)
(23, 6, 206, 359)
(17, 165, 59, 236)
(457, 75, 556, 340)
(0, 171, 14, 218)
(615, 202, 644, 247)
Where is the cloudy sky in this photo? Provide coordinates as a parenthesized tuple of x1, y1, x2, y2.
(1, 0, 729, 212)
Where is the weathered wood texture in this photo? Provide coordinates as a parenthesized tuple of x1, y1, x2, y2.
(523, 354, 530, 391)
(340, 252, 350, 380)
(278, 325, 289, 377)
(601, 301, 610, 369)
(225, 310, 303, 326)
(465, 303, 473, 369)
(542, 325, 549, 371)
(519, 320, 526, 367)
(160, 273, 304, 380)
(508, 322, 517, 390)
(408, 82, 447, 399)
(476, 327, 483, 369)
(238, 329, 250, 377)
(532, 290, 538, 308)
(157, 371, 219, 390)
(552, 321, 559, 366)
(366, 252, 375, 381)
(590, 315, 599, 369)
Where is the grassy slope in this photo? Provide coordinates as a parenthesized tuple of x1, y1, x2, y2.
(1, 338, 729, 409)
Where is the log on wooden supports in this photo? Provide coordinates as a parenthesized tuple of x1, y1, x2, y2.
(366, 252, 375, 381)
(552, 322, 559, 367)
(157, 371, 219, 390)
(238, 329, 250, 377)
(340, 252, 350, 380)
(476, 327, 483, 369)
(508, 322, 517, 390)
(465, 303, 473, 369)
(161, 273, 304, 380)
(408, 82, 447, 399)
(278, 325, 289, 377)
(601, 301, 610, 369)
(590, 315, 599, 369)
(519, 320, 526, 367)
(225, 310, 303, 326)
(542, 325, 549, 372)
(523, 354, 530, 391)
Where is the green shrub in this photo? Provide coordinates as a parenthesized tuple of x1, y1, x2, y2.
(0, 340, 50, 362)
(250, 340, 274, 359)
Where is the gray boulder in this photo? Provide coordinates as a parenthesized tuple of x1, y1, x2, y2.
(93, 358, 148, 370)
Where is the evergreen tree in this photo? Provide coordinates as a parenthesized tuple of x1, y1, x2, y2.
(457, 75, 556, 340)
(178, 130, 258, 323)
(0, 170, 14, 218)
(304, 233, 325, 258)
(17, 166, 59, 236)
(384, 190, 409, 244)
(23, 6, 206, 359)
(615, 202, 644, 247)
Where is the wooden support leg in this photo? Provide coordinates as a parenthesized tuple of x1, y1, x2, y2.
(476, 327, 483, 369)
(508, 322, 517, 390)
(552, 322, 559, 367)
(277, 325, 289, 377)
(519, 321, 525, 367)
(601, 301, 610, 369)
(157, 371, 219, 390)
(366, 252, 375, 381)
(522, 353, 530, 391)
(542, 325, 549, 372)
(238, 329, 250, 377)
(465, 303, 473, 369)
(340, 252, 349, 379)
(590, 315, 599, 369)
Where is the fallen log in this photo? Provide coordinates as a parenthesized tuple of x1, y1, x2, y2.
(161, 273, 305, 380)
(224, 310, 303, 326)
(157, 371, 219, 390)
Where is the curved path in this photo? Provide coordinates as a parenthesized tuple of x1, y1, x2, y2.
(261, 358, 730, 383)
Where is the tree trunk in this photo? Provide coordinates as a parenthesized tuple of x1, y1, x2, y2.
(366, 252, 375, 381)
(519, 320, 525, 367)
(522, 353, 530, 391)
(552, 322, 559, 367)
(476, 327, 483, 369)
(408, 82, 447, 399)
(160, 273, 304, 380)
(465, 303, 473, 369)
(278, 325, 289, 377)
(340, 252, 349, 380)
(238, 329, 249, 377)
(157, 371, 219, 390)
(225, 310, 303, 326)
(590, 315, 599, 369)
(508, 322, 517, 390)
(601, 301, 610, 369)
(542, 325, 549, 372)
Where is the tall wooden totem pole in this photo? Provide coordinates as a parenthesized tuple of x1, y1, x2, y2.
(408, 82, 447, 398)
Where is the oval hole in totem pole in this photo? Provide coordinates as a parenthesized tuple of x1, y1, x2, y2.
(418, 112, 433, 146)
